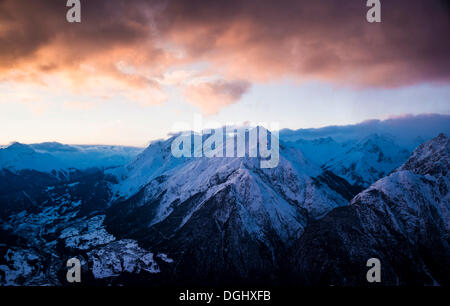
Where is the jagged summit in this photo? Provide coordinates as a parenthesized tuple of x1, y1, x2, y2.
(1, 127, 449, 286)
(399, 133, 449, 177)
(321, 133, 411, 187)
(291, 133, 450, 285)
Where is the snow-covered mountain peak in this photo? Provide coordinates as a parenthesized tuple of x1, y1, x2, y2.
(322, 133, 411, 187)
(349, 133, 450, 235)
(349, 133, 397, 154)
(30, 142, 80, 153)
(292, 133, 450, 286)
(2, 126, 449, 285)
(5, 142, 35, 154)
(399, 133, 449, 177)
(0, 142, 142, 173)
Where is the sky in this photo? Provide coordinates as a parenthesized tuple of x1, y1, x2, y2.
(0, 0, 449, 146)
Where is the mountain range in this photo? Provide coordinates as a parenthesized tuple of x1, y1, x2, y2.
(0, 116, 449, 286)
(0, 142, 142, 173)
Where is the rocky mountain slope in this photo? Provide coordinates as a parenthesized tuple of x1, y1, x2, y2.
(289, 134, 449, 285)
(1, 128, 448, 286)
(285, 134, 412, 188)
(104, 130, 354, 284)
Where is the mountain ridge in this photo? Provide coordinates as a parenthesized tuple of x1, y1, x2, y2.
(289, 133, 450, 285)
(0, 130, 449, 286)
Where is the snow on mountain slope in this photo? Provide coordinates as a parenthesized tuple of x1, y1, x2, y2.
(0, 178, 171, 285)
(0, 142, 143, 173)
(290, 133, 450, 286)
(107, 136, 187, 201)
(0, 142, 67, 172)
(104, 129, 358, 283)
(279, 114, 450, 187)
(399, 133, 449, 177)
(108, 127, 351, 221)
(283, 137, 349, 166)
(354, 133, 450, 234)
(283, 133, 413, 188)
(88, 240, 161, 279)
(322, 134, 411, 187)
(279, 114, 450, 150)
(31, 142, 143, 169)
(1, 129, 449, 285)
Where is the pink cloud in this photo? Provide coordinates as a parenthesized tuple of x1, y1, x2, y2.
(0, 0, 449, 113)
(183, 80, 251, 114)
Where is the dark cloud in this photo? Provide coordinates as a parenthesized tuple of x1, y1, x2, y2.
(158, 0, 450, 86)
(0, 0, 449, 107)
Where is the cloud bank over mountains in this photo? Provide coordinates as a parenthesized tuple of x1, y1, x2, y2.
(280, 114, 450, 148)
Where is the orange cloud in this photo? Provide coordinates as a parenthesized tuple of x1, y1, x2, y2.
(0, 0, 449, 114)
(160, 0, 450, 87)
(183, 80, 250, 114)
